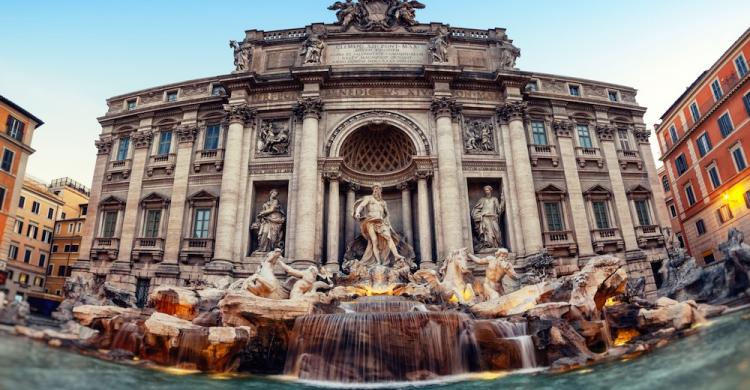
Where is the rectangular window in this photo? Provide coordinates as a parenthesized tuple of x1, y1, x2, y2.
(543, 202, 564, 232)
(52, 245, 58, 253)
(669, 125, 678, 143)
(211, 85, 224, 96)
(617, 129, 631, 151)
(46, 265, 53, 275)
(70, 244, 79, 252)
(669, 203, 677, 218)
(116, 137, 130, 161)
(718, 205, 734, 223)
(101, 211, 118, 238)
(569, 85, 581, 96)
(47, 207, 54, 219)
(33, 276, 42, 287)
(18, 273, 28, 285)
(203, 125, 220, 150)
(127, 99, 137, 110)
(675, 154, 688, 176)
(703, 252, 716, 264)
(0, 187, 5, 211)
(67, 223, 73, 233)
(1, 149, 14, 172)
(15, 220, 23, 234)
(745, 190, 750, 209)
(690, 102, 701, 122)
(696, 133, 712, 157)
(685, 184, 697, 206)
(707, 165, 721, 189)
(732, 146, 747, 172)
(744, 92, 750, 116)
(8, 245, 18, 260)
(662, 176, 670, 192)
(634, 200, 651, 226)
(61, 212, 66, 219)
(527, 81, 538, 92)
(39, 253, 46, 268)
(18, 196, 25, 208)
(31, 201, 40, 214)
(608, 90, 619, 102)
(26, 224, 38, 240)
(57, 265, 67, 277)
(531, 121, 547, 145)
(193, 208, 211, 238)
(591, 201, 610, 229)
(695, 219, 706, 236)
(718, 113, 734, 137)
(711, 79, 723, 100)
(43, 230, 52, 243)
(64, 244, 71, 253)
(23, 249, 32, 263)
(5, 115, 25, 142)
(158, 131, 172, 155)
(577, 124, 593, 148)
(736, 55, 749, 77)
(166, 91, 178, 102)
(143, 210, 162, 238)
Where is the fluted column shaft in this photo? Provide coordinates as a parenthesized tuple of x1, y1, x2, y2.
(416, 175, 433, 265)
(326, 176, 341, 265)
(431, 98, 464, 253)
(293, 98, 323, 263)
(344, 183, 358, 244)
(398, 183, 413, 246)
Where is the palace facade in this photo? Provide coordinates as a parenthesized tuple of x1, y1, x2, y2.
(73, 1, 668, 303)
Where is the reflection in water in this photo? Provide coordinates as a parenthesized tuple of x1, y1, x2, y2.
(1, 309, 750, 390)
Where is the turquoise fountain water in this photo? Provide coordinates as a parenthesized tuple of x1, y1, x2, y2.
(1, 308, 749, 389)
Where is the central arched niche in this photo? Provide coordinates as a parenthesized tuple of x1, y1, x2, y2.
(340, 124, 416, 174)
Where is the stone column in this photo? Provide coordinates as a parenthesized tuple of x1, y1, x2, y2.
(115, 129, 153, 270)
(635, 128, 670, 227)
(325, 173, 341, 266)
(209, 104, 255, 273)
(416, 172, 433, 266)
(431, 97, 465, 252)
(397, 182, 413, 246)
(498, 101, 543, 254)
(596, 125, 638, 251)
(553, 120, 594, 256)
(344, 183, 359, 244)
(292, 97, 324, 265)
(160, 123, 199, 275)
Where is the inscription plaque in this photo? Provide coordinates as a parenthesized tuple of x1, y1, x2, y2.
(327, 43, 427, 65)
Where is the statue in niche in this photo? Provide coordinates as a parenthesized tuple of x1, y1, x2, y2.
(463, 119, 495, 153)
(229, 40, 251, 72)
(300, 34, 326, 64)
(256, 121, 290, 155)
(251, 189, 286, 253)
(429, 29, 449, 63)
(467, 248, 520, 300)
(472, 185, 505, 251)
(352, 183, 405, 266)
(498, 41, 520, 69)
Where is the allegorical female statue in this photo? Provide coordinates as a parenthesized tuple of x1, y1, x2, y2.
(252, 189, 286, 253)
(471, 185, 505, 250)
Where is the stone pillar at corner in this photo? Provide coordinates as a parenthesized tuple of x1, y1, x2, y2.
(416, 172, 433, 267)
(114, 128, 153, 278)
(325, 172, 341, 267)
(344, 183, 359, 245)
(397, 182, 413, 246)
(209, 104, 255, 274)
(160, 123, 199, 278)
(292, 97, 324, 265)
(431, 97, 464, 254)
(498, 101, 543, 254)
(635, 128, 670, 227)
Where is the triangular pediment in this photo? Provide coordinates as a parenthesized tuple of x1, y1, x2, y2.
(627, 184, 651, 195)
(187, 190, 217, 201)
(537, 184, 566, 194)
(583, 185, 612, 196)
(99, 195, 125, 207)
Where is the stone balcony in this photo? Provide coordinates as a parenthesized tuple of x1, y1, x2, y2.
(591, 228, 625, 253)
(180, 237, 214, 262)
(575, 147, 604, 168)
(193, 149, 224, 173)
(106, 159, 132, 180)
(617, 149, 643, 170)
(132, 237, 165, 262)
(90, 237, 120, 260)
(636, 225, 665, 248)
(147, 153, 176, 176)
(528, 144, 559, 167)
(542, 230, 577, 256)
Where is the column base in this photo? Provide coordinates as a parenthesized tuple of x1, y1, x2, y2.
(204, 259, 234, 275)
(323, 262, 340, 275)
(292, 258, 318, 269)
(110, 261, 132, 275)
(155, 263, 180, 278)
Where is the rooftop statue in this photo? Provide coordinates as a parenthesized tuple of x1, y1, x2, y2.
(229, 40, 251, 72)
(328, 0, 425, 31)
(300, 34, 326, 64)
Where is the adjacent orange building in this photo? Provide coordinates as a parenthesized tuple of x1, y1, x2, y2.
(0, 95, 43, 292)
(656, 28, 750, 264)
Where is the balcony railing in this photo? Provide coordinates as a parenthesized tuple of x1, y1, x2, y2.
(574, 147, 603, 168)
(193, 149, 225, 173)
(147, 153, 176, 176)
(132, 237, 165, 261)
(180, 237, 214, 261)
(91, 237, 120, 260)
(617, 149, 643, 170)
(528, 144, 559, 167)
(636, 225, 664, 248)
(107, 159, 132, 180)
(591, 227, 625, 253)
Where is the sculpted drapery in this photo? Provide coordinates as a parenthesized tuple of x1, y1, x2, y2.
(472, 185, 505, 250)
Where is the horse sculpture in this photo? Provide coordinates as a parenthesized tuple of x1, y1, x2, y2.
(414, 248, 476, 304)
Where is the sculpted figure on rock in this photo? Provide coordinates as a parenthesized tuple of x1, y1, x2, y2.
(353, 183, 405, 266)
(243, 249, 286, 299)
(468, 248, 519, 300)
(414, 248, 476, 304)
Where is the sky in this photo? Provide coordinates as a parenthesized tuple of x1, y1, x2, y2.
(1, 0, 749, 186)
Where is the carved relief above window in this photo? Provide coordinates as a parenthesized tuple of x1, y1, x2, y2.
(340, 124, 416, 173)
(462, 117, 495, 154)
(256, 118, 291, 157)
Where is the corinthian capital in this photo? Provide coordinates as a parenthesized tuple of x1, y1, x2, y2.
(131, 130, 153, 149)
(595, 124, 615, 142)
(226, 104, 256, 125)
(294, 97, 324, 120)
(633, 128, 651, 144)
(552, 120, 574, 138)
(94, 137, 113, 155)
(430, 97, 462, 120)
(175, 122, 201, 144)
(496, 101, 527, 123)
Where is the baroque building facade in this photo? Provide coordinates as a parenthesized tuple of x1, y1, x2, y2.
(73, 1, 667, 303)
